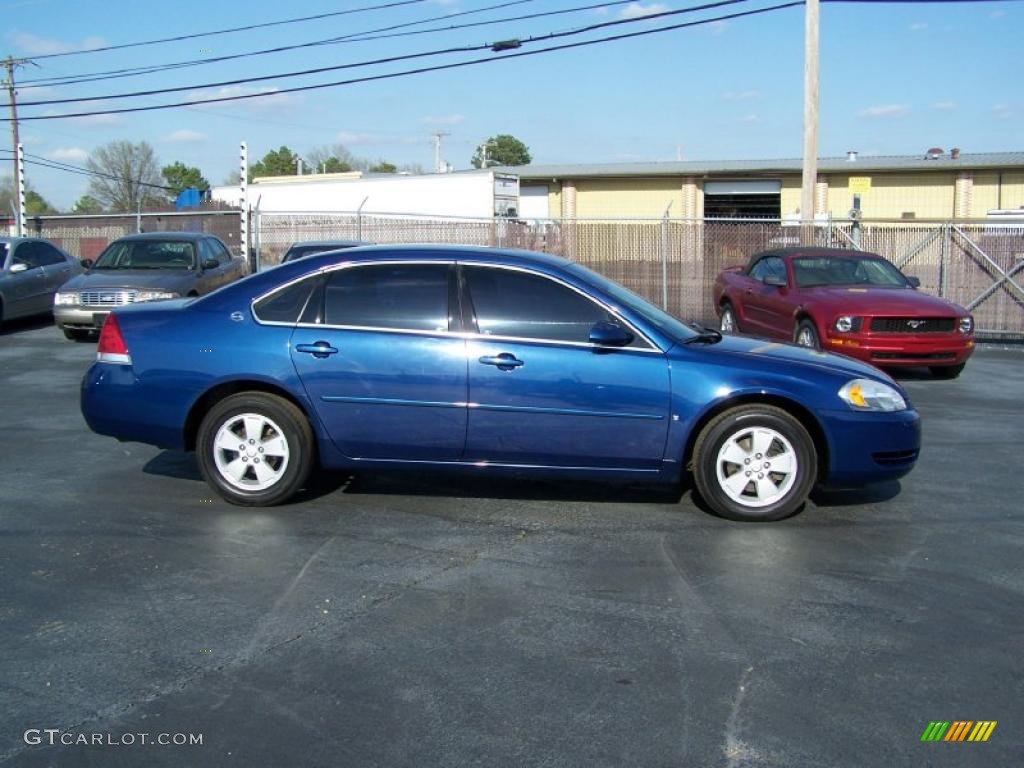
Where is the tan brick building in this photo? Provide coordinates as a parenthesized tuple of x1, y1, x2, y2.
(505, 151, 1024, 221)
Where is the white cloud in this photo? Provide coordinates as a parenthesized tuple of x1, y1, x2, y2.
(909, 22, 928, 31)
(932, 101, 956, 111)
(990, 9, 1006, 18)
(619, 2, 668, 19)
(165, 129, 206, 143)
(67, 113, 123, 125)
(709, 20, 730, 34)
(421, 113, 465, 126)
(11, 32, 104, 55)
(186, 85, 302, 111)
(46, 147, 88, 162)
(722, 90, 760, 101)
(992, 103, 1012, 120)
(739, 114, 761, 124)
(336, 131, 421, 146)
(858, 104, 910, 119)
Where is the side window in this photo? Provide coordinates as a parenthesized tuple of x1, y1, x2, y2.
(211, 239, 232, 261)
(750, 257, 785, 283)
(12, 242, 45, 270)
(253, 276, 319, 324)
(33, 242, 65, 267)
(463, 266, 617, 344)
(323, 263, 450, 332)
(199, 239, 221, 267)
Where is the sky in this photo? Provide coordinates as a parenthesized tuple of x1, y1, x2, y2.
(2, 0, 1020, 209)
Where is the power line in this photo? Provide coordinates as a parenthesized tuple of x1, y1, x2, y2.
(22, 0, 432, 60)
(19, 0, 544, 88)
(5, 1, 802, 121)
(0, 149, 174, 190)
(17, 0, 757, 108)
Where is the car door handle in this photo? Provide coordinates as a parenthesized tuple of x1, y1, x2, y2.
(479, 353, 524, 370)
(296, 342, 339, 358)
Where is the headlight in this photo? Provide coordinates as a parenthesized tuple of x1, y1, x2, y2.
(959, 316, 973, 333)
(838, 379, 907, 412)
(834, 315, 861, 333)
(135, 291, 180, 302)
(54, 292, 79, 306)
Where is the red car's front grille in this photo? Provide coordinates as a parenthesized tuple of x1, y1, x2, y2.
(869, 317, 956, 333)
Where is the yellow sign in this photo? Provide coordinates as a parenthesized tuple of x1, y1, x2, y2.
(849, 176, 872, 194)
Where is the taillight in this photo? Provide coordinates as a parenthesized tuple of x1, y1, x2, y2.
(97, 314, 132, 365)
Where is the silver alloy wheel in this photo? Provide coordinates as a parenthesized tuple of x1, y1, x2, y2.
(796, 327, 816, 347)
(720, 308, 736, 333)
(212, 413, 291, 492)
(715, 426, 798, 508)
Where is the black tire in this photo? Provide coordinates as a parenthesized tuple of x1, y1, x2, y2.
(691, 404, 817, 522)
(794, 318, 820, 350)
(719, 302, 739, 334)
(62, 327, 91, 342)
(930, 362, 965, 379)
(196, 392, 315, 506)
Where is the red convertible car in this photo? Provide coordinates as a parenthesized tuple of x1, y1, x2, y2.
(713, 247, 974, 378)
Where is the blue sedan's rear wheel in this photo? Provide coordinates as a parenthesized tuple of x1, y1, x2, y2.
(197, 392, 314, 506)
(692, 404, 817, 522)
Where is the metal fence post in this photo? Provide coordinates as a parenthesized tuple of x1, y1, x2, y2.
(939, 222, 949, 298)
(356, 196, 368, 242)
(660, 203, 671, 310)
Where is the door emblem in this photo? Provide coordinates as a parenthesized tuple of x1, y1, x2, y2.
(230, 311, 244, 322)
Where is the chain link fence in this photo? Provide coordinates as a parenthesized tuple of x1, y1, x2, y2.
(256, 212, 1023, 338)
(29, 210, 244, 260)
(26, 209, 1023, 339)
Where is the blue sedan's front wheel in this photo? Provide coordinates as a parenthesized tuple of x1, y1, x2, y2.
(692, 404, 817, 522)
(197, 392, 315, 506)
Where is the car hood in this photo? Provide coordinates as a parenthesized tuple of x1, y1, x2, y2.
(803, 286, 966, 315)
(692, 333, 896, 382)
(61, 270, 197, 294)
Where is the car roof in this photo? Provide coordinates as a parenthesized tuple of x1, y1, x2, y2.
(114, 231, 214, 243)
(293, 243, 576, 272)
(288, 240, 368, 248)
(769, 247, 884, 260)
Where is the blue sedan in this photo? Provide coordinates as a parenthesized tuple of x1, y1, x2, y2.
(81, 245, 920, 522)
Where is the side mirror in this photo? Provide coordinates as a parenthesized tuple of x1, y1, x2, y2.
(589, 321, 634, 347)
(10, 262, 28, 273)
(202, 258, 219, 271)
(763, 274, 787, 288)
(906, 276, 921, 288)
(81, 258, 93, 269)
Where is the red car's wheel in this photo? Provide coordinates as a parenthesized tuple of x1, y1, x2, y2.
(794, 319, 820, 350)
(720, 303, 738, 334)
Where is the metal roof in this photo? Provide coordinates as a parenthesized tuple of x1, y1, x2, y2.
(498, 152, 1024, 180)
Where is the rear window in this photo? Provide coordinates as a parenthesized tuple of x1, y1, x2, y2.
(252, 277, 319, 323)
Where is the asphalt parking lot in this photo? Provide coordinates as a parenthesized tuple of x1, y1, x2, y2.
(1, 317, 1021, 767)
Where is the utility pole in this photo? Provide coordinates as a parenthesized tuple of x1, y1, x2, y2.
(800, 0, 820, 230)
(432, 132, 450, 174)
(3, 56, 29, 234)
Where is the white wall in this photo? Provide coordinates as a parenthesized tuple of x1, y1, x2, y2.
(212, 172, 509, 218)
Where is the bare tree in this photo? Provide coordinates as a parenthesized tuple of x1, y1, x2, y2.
(305, 144, 359, 173)
(86, 141, 165, 212)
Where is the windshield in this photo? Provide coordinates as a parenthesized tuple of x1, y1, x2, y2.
(568, 263, 698, 342)
(92, 240, 196, 270)
(793, 256, 908, 288)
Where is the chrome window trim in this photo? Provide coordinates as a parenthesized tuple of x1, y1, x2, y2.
(250, 258, 664, 354)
